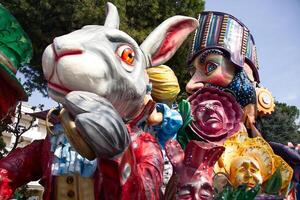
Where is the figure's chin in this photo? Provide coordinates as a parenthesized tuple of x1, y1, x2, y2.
(48, 88, 67, 104)
(202, 122, 223, 134)
(247, 182, 256, 188)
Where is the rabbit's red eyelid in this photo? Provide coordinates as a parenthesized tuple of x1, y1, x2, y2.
(116, 45, 135, 65)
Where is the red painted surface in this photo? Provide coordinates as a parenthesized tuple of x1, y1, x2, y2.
(0, 78, 18, 121)
(165, 140, 225, 200)
(0, 121, 163, 200)
(0, 169, 13, 200)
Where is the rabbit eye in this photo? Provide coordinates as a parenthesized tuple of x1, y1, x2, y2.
(117, 45, 135, 65)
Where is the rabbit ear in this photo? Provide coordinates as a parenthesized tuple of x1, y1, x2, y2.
(140, 16, 198, 67)
(104, 2, 120, 29)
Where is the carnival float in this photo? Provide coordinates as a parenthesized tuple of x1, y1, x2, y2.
(0, 2, 299, 200)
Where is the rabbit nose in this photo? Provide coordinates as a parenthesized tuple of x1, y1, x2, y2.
(52, 38, 84, 61)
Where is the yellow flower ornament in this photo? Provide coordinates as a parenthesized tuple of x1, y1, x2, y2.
(215, 132, 293, 194)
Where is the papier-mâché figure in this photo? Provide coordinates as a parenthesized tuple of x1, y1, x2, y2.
(0, 2, 198, 200)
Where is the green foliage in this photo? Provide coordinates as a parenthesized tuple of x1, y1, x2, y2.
(1, 0, 204, 96)
(13, 185, 34, 200)
(177, 99, 192, 149)
(178, 99, 192, 129)
(264, 168, 282, 195)
(257, 102, 300, 144)
(215, 184, 261, 200)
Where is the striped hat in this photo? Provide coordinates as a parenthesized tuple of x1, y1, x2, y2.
(189, 11, 260, 82)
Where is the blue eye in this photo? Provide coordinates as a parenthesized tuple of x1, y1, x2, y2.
(205, 62, 217, 75)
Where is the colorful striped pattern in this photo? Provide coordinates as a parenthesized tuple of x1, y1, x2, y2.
(206, 14, 223, 46)
(189, 11, 260, 82)
(245, 34, 260, 82)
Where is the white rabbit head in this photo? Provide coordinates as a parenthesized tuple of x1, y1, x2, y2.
(42, 2, 198, 121)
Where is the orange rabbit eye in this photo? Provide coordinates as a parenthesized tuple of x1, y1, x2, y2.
(121, 48, 135, 64)
(117, 45, 135, 65)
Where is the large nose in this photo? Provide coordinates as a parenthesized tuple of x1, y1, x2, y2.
(204, 104, 215, 115)
(186, 73, 205, 94)
(53, 38, 84, 61)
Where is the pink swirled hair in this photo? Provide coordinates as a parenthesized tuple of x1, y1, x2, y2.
(188, 87, 242, 144)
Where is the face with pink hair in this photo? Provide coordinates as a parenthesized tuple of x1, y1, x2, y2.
(194, 99, 226, 135)
(165, 140, 225, 200)
(188, 87, 242, 144)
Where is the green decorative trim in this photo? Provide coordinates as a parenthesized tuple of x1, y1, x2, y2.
(176, 100, 193, 149)
(215, 184, 260, 200)
(264, 167, 282, 195)
(0, 4, 33, 100)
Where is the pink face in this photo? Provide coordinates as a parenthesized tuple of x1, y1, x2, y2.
(194, 100, 227, 135)
(165, 140, 225, 200)
(176, 169, 214, 200)
(186, 54, 235, 94)
(188, 87, 242, 144)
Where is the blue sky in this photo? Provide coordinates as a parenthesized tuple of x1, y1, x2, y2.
(205, 0, 300, 109)
(25, 0, 300, 109)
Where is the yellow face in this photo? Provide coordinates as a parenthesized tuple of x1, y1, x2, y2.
(229, 156, 263, 188)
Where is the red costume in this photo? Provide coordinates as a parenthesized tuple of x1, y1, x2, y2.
(0, 118, 163, 200)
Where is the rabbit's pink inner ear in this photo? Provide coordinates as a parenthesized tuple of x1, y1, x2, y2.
(165, 139, 184, 170)
(151, 19, 198, 67)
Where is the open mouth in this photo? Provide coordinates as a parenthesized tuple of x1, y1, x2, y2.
(247, 182, 256, 188)
(48, 82, 72, 95)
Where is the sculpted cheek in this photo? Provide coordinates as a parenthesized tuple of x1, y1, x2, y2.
(42, 45, 56, 80)
(58, 53, 109, 91)
(207, 73, 230, 87)
(235, 175, 244, 185)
